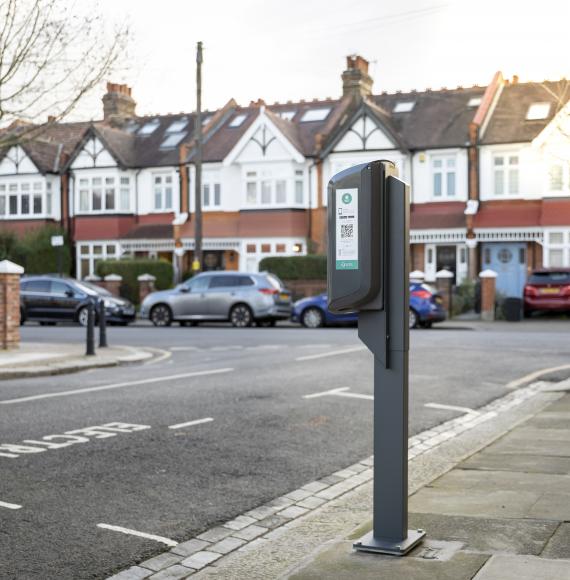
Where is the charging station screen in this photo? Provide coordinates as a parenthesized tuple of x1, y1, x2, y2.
(335, 188, 359, 270)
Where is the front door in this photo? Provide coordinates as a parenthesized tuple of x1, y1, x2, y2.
(436, 245, 457, 283)
(482, 243, 527, 298)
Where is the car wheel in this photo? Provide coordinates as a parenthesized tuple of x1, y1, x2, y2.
(409, 308, 418, 329)
(230, 304, 253, 328)
(258, 320, 276, 328)
(77, 306, 90, 327)
(150, 304, 173, 327)
(301, 307, 324, 329)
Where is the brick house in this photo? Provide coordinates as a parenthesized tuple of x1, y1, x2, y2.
(1, 57, 568, 297)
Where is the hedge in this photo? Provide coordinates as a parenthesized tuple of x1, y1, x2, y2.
(258, 255, 326, 280)
(0, 225, 71, 275)
(96, 259, 174, 304)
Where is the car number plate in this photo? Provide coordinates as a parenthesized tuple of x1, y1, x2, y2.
(279, 293, 290, 301)
(539, 287, 559, 295)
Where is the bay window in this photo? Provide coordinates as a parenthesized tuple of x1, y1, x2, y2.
(203, 181, 221, 209)
(544, 230, 570, 267)
(244, 168, 307, 207)
(0, 180, 53, 218)
(77, 174, 131, 213)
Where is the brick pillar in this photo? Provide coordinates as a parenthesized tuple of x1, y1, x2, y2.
(102, 274, 122, 297)
(0, 260, 24, 350)
(479, 269, 498, 321)
(84, 274, 103, 288)
(435, 269, 454, 315)
(137, 273, 156, 304)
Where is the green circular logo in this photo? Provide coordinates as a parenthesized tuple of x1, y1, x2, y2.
(342, 193, 352, 204)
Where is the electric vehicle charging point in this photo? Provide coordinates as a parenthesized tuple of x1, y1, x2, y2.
(328, 160, 426, 556)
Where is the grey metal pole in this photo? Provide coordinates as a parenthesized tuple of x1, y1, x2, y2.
(85, 300, 95, 356)
(194, 41, 203, 274)
(353, 176, 425, 556)
(98, 299, 108, 348)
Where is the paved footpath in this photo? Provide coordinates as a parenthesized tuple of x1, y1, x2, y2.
(108, 379, 570, 580)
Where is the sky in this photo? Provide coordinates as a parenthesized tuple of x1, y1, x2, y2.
(74, 0, 569, 120)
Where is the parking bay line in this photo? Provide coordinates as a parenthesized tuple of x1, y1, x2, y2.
(0, 501, 22, 510)
(296, 346, 366, 362)
(97, 523, 177, 547)
(0, 368, 234, 406)
(168, 417, 214, 430)
(304, 387, 373, 400)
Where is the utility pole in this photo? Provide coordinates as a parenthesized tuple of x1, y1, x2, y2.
(193, 41, 203, 274)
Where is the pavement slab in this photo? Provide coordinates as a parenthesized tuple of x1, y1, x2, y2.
(287, 540, 489, 580)
(541, 523, 570, 559)
(408, 513, 557, 556)
(472, 554, 570, 580)
(461, 452, 570, 475)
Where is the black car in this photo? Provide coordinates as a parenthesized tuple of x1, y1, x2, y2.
(20, 276, 136, 326)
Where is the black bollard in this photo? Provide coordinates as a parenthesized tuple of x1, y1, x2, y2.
(99, 298, 108, 348)
(86, 300, 95, 356)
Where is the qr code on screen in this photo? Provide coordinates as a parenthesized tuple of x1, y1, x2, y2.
(341, 224, 354, 239)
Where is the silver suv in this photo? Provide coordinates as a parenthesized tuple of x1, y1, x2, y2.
(141, 271, 292, 327)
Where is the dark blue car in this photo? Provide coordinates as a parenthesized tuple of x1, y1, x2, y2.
(292, 282, 446, 329)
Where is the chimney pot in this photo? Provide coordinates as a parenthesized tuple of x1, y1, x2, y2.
(102, 81, 136, 124)
(342, 54, 373, 99)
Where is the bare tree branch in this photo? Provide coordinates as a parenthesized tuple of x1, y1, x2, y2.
(0, 0, 129, 148)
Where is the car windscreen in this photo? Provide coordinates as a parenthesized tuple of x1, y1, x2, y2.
(75, 281, 112, 296)
(528, 271, 570, 285)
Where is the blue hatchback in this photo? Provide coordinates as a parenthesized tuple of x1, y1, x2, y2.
(292, 282, 446, 329)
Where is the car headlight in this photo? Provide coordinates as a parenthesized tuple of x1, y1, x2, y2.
(104, 299, 118, 309)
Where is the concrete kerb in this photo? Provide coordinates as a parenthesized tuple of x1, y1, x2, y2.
(0, 344, 155, 380)
(108, 381, 565, 580)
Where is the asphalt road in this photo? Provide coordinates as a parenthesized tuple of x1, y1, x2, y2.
(2, 319, 569, 579)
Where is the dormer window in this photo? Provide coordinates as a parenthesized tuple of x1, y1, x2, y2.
(138, 119, 160, 135)
(229, 114, 247, 128)
(393, 101, 415, 113)
(300, 108, 330, 122)
(278, 110, 296, 121)
(166, 119, 188, 133)
(526, 102, 550, 120)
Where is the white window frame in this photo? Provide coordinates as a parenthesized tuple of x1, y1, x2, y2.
(241, 239, 306, 272)
(431, 155, 456, 199)
(202, 180, 222, 210)
(153, 173, 174, 212)
(0, 178, 52, 219)
(75, 173, 132, 214)
(243, 167, 306, 208)
(543, 229, 570, 267)
(546, 162, 570, 194)
(77, 242, 121, 279)
(493, 153, 519, 196)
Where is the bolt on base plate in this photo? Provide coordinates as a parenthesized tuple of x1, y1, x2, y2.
(353, 529, 426, 556)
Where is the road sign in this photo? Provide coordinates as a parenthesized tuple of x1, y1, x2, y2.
(327, 160, 425, 556)
(51, 235, 64, 247)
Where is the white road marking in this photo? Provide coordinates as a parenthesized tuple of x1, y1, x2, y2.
(303, 387, 373, 401)
(168, 417, 214, 430)
(97, 523, 178, 547)
(0, 501, 22, 510)
(0, 368, 234, 405)
(144, 348, 172, 366)
(296, 346, 366, 362)
(170, 346, 201, 351)
(506, 364, 570, 390)
(425, 402, 478, 415)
